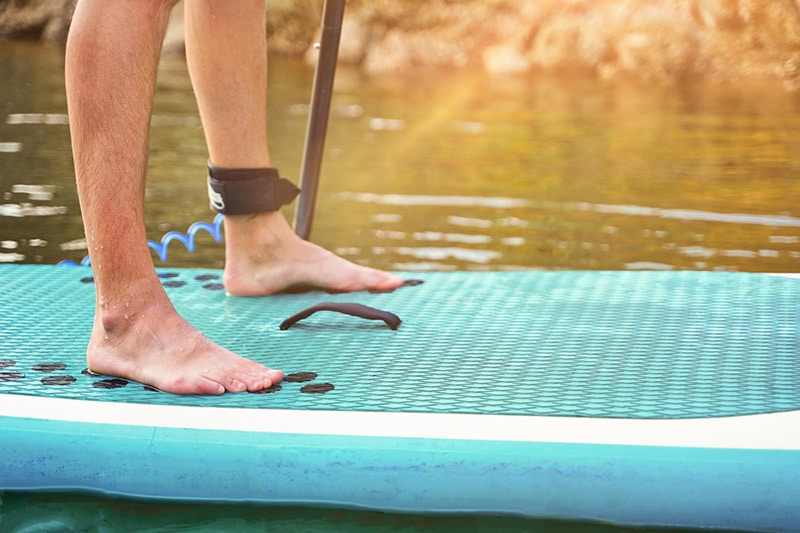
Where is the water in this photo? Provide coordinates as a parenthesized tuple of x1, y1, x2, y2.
(0, 492, 698, 533)
(1, 41, 800, 272)
(0, 40, 796, 531)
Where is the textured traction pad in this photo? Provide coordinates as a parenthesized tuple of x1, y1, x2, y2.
(1, 264, 799, 419)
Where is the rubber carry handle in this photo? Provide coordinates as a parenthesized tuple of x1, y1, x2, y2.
(279, 302, 401, 330)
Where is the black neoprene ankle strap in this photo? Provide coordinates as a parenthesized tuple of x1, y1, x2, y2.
(207, 163, 300, 215)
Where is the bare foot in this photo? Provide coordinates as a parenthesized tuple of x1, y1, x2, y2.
(87, 287, 282, 395)
(222, 211, 405, 296)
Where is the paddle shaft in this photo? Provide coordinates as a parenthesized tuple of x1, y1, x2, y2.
(293, 0, 346, 240)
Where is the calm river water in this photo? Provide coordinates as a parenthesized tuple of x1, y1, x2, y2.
(0, 39, 798, 532)
(2, 41, 800, 272)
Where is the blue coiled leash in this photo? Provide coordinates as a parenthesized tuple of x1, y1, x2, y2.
(58, 214, 225, 267)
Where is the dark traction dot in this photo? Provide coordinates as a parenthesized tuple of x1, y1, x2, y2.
(32, 363, 67, 372)
(284, 372, 318, 383)
(0, 372, 25, 382)
(203, 283, 225, 291)
(195, 274, 220, 281)
(248, 384, 282, 394)
(163, 280, 187, 288)
(144, 385, 161, 392)
(92, 378, 129, 389)
(41, 375, 77, 385)
(300, 383, 335, 394)
(81, 368, 101, 377)
(80, 277, 94, 284)
(0, 359, 16, 368)
(158, 272, 179, 279)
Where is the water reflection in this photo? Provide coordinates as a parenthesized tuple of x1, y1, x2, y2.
(1, 40, 799, 272)
(0, 142, 23, 152)
(6, 113, 69, 125)
(338, 192, 531, 208)
(580, 202, 800, 227)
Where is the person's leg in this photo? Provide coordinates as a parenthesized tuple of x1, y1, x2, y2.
(184, 0, 403, 296)
(65, 0, 282, 394)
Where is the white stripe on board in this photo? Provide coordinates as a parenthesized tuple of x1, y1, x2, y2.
(1, 394, 798, 450)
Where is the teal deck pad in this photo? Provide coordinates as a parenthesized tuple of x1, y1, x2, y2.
(1, 264, 799, 418)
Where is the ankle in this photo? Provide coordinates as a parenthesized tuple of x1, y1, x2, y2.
(94, 286, 170, 338)
(98, 306, 134, 337)
(224, 211, 293, 249)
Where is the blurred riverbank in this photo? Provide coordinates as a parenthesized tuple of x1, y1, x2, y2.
(1, 0, 799, 89)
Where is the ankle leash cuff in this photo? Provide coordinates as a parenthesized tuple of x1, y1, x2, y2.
(207, 163, 300, 215)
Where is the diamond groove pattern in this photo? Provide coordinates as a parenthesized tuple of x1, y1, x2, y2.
(1, 265, 799, 419)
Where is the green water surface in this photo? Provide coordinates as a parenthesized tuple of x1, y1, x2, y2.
(1, 41, 799, 272)
(0, 492, 709, 533)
